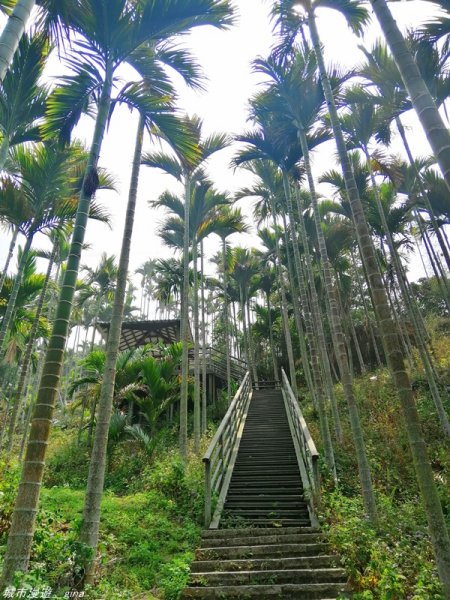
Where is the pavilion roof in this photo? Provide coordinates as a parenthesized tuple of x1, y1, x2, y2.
(96, 319, 192, 352)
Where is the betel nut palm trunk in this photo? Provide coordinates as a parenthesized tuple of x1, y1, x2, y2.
(370, 0, 450, 195)
(297, 124, 377, 522)
(307, 7, 450, 595)
(0, 227, 19, 296)
(0, 233, 34, 356)
(222, 237, 232, 404)
(179, 176, 191, 460)
(0, 0, 35, 81)
(77, 114, 145, 586)
(6, 241, 58, 454)
(192, 239, 201, 453)
(281, 169, 337, 478)
(0, 64, 113, 587)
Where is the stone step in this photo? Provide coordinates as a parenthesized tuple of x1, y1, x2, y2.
(230, 472, 300, 479)
(225, 495, 305, 503)
(181, 582, 348, 599)
(232, 466, 300, 474)
(201, 526, 320, 539)
(225, 506, 308, 513)
(196, 542, 328, 561)
(229, 484, 304, 500)
(221, 520, 312, 529)
(236, 457, 298, 470)
(190, 555, 338, 573)
(236, 452, 295, 458)
(228, 481, 303, 489)
(188, 567, 347, 586)
(199, 533, 323, 549)
(224, 506, 309, 515)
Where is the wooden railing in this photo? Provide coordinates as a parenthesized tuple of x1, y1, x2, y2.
(281, 368, 321, 514)
(203, 371, 252, 528)
(199, 346, 247, 380)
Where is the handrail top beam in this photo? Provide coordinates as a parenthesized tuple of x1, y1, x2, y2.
(203, 371, 250, 462)
(281, 368, 319, 458)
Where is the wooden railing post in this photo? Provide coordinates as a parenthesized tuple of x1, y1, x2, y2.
(202, 371, 251, 528)
(280, 368, 320, 520)
(204, 458, 212, 527)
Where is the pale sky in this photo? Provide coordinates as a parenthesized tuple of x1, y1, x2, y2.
(0, 1, 445, 287)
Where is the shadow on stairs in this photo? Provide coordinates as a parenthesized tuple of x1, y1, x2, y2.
(181, 388, 349, 599)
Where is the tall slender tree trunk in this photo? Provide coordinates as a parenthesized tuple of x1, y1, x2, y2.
(246, 299, 259, 388)
(192, 241, 201, 453)
(266, 293, 279, 383)
(281, 170, 336, 475)
(221, 238, 232, 403)
(395, 116, 450, 272)
(269, 201, 298, 396)
(297, 126, 377, 520)
(307, 9, 450, 594)
(295, 187, 343, 443)
(0, 0, 35, 81)
(179, 175, 191, 460)
(239, 287, 253, 383)
(351, 249, 383, 368)
(6, 242, 57, 453)
(200, 242, 207, 433)
(77, 113, 144, 586)
(0, 227, 18, 296)
(0, 65, 114, 586)
(0, 233, 33, 356)
(365, 150, 450, 436)
(280, 213, 315, 402)
(370, 0, 450, 195)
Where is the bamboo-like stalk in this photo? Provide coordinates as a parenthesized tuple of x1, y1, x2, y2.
(0, 227, 18, 296)
(6, 242, 57, 453)
(0, 63, 114, 586)
(0, 0, 35, 81)
(78, 113, 144, 584)
(179, 175, 191, 460)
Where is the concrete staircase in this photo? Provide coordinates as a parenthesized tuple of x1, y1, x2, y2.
(181, 389, 348, 599)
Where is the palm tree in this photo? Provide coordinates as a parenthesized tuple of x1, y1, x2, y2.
(155, 180, 233, 449)
(78, 16, 234, 588)
(229, 247, 260, 387)
(136, 259, 156, 318)
(142, 115, 230, 459)
(273, 1, 450, 592)
(266, 43, 378, 518)
(1, 0, 233, 585)
(237, 159, 315, 398)
(257, 256, 281, 384)
(0, 142, 108, 357)
(0, 31, 48, 171)
(214, 206, 249, 403)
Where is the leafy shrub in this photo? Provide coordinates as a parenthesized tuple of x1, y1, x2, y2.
(321, 487, 444, 598)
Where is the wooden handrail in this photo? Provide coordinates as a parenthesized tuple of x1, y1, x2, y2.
(281, 368, 321, 510)
(203, 371, 252, 527)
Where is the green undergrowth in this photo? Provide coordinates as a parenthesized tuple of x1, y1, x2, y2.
(305, 320, 450, 599)
(0, 426, 214, 599)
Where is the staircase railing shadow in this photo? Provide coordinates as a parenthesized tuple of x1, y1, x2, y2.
(281, 368, 321, 524)
(203, 371, 252, 528)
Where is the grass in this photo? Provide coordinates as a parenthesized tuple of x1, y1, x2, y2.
(0, 429, 214, 599)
